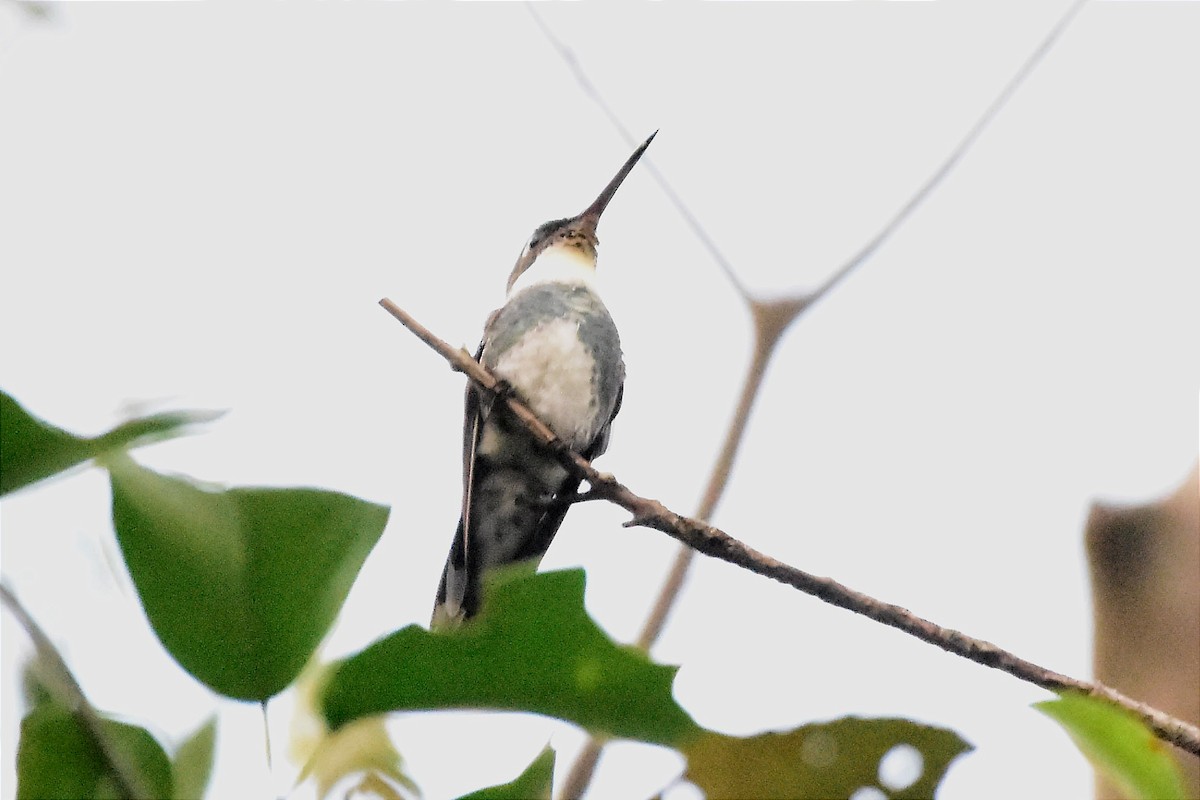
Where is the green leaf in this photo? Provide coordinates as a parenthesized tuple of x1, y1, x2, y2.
(17, 706, 173, 800)
(0, 389, 218, 496)
(458, 745, 555, 800)
(683, 717, 971, 800)
(107, 455, 390, 701)
(1036, 693, 1186, 800)
(0, 391, 87, 496)
(172, 717, 216, 800)
(322, 569, 699, 745)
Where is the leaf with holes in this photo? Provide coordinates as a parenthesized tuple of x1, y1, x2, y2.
(322, 568, 699, 745)
(108, 455, 389, 701)
(683, 717, 971, 800)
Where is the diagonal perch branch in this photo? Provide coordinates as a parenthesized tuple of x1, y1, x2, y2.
(379, 297, 1200, 759)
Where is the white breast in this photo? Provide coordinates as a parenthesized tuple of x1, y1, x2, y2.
(489, 316, 601, 448)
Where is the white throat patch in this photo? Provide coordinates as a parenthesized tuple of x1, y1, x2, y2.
(509, 244, 597, 297)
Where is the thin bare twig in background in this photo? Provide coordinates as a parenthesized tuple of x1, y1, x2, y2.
(526, 4, 750, 302)
(810, 0, 1089, 304)
(379, 298, 1200, 760)
(531, 2, 1090, 795)
(633, 297, 804, 651)
(1, 583, 152, 800)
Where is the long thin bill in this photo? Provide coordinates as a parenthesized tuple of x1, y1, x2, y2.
(578, 131, 657, 226)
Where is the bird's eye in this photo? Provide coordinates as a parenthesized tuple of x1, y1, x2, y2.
(527, 218, 569, 252)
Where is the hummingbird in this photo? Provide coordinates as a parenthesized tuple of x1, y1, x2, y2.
(432, 132, 656, 627)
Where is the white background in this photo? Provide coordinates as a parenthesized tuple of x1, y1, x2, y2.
(2, 2, 1197, 799)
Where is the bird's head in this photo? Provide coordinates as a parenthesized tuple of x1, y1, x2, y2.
(506, 131, 656, 294)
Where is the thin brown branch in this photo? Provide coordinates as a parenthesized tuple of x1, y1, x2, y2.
(557, 742, 602, 800)
(1, 582, 153, 800)
(379, 298, 1200, 760)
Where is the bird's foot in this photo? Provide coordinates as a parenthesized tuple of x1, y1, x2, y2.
(492, 378, 516, 400)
